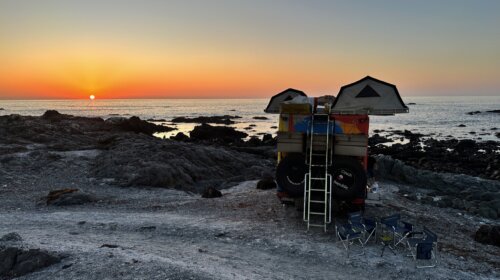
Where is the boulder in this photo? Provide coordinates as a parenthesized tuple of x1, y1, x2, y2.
(190, 123, 247, 143)
(474, 225, 500, 247)
(202, 187, 222, 198)
(256, 177, 276, 190)
(0, 247, 61, 278)
(41, 110, 64, 120)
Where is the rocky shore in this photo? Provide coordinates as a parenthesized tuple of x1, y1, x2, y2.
(0, 111, 499, 279)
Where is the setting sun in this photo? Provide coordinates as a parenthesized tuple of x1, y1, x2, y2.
(89, 95, 95, 100)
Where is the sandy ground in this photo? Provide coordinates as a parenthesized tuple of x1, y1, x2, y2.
(0, 146, 498, 280)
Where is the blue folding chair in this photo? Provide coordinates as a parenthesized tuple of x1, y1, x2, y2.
(407, 226, 438, 268)
(336, 222, 364, 258)
(379, 214, 413, 247)
(348, 211, 377, 245)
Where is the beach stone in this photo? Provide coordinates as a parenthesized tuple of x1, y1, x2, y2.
(474, 225, 500, 247)
(0, 247, 60, 277)
(253, 116, 268, 120)
(201, 187, 222, 198)
(0, 232, 22, 242)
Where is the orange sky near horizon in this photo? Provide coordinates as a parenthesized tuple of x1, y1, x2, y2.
(1, 0, 499, 99)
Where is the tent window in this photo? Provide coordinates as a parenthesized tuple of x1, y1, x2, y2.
(356, 85, 380, 98)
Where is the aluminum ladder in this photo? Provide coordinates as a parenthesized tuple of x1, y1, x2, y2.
(303, 114, 333, 232)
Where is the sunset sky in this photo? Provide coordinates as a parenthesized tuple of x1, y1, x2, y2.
(1, 0, 499, 99)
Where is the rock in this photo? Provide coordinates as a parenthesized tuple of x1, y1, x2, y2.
(252, 116, 269, 120)
(116, 116, 175, 135)
(41, 110, 64, 119)
(457, 124, 466, 127)
(171, 115, 241, 125)
(190, 123, 247, 143)
(100, 244, 119, 248)
(474, 225, 500, 247)
(146, 118, 166, 122)
(201, 187, 222, 198)
(46, 189, 98, 206)
(270, 126, 277, 129)
(256, 178, 276, 190)
(171, 132, 189, 141)
(0, 108, 4, 110)
(246, 137, 262, 146)
(0, 247, 61, 278)
(0, 232, 22, 242)
(486, 110, 500, 114)
(105, 116, 128, 124)
(91, 136, 272, 191)
(467, 111, 481, 115)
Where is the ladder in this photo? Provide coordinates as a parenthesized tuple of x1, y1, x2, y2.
(303, 114, 333, 232)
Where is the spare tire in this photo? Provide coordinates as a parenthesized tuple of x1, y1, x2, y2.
(330, 157, 367, 200)
(276, 153, 307, 197)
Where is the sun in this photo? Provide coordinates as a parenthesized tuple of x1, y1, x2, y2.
(89, 94, 95, 100)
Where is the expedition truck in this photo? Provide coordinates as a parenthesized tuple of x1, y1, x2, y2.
(264, 76, 409, 231)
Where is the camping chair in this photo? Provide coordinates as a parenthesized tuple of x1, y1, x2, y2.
(407, 226, 438, 268)
(335, 222, 364, 258)
(379, 214, 414, 247)
(347, 211, 377, 245)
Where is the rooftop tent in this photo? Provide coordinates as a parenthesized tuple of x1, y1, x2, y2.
(264, 88, 307, 113)
(331, 76, 409, 115)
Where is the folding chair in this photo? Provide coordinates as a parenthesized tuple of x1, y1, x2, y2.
(379, 214, 413, 247)
(335, 222, 364, 258)
(347, 211, 377, 245)
(407, 226, 438, 268)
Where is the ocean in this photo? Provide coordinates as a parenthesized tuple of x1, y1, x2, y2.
(0, 96, 499, 141)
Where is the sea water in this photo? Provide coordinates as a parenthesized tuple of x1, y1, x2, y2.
(0, 96, 499, 141)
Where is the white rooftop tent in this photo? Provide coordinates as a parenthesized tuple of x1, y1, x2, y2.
(331, 76, 409, 115)
(264, 88, 307, 113)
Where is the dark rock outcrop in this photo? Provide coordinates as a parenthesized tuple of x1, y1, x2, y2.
(370, 136, 500, 181)
(115, 116, 174, 135)
(474, 225, 500, 247)
(376, 155, 500, 219)
(91, 135, 273, 192)
(0, 247, 61, 278)
(190, 123, 247, 143)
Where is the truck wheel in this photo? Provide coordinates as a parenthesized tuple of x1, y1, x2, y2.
(276, 153, 307, 197)
(330, 157, 367, 200)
